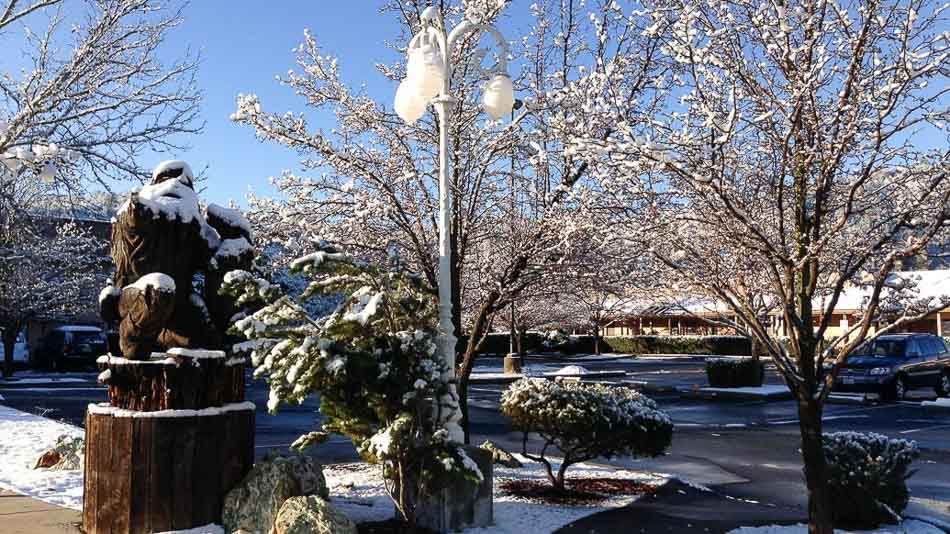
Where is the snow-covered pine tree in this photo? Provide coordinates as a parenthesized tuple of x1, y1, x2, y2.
(221, 245, 482, 524)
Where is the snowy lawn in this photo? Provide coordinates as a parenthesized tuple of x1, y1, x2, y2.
(324, 453, 668, 533)
(922, 398, 950, 409)
(0, 404, 84, 510)
(698, 385, 791, 395)
(726, 520, 943, 534)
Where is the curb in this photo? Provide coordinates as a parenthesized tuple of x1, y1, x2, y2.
(678, 387, 793, 402)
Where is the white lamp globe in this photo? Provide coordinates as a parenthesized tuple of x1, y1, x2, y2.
(406, 42, 444, 101)
(394, 79, 427, 125)
(482, 74, 515, 120)
(38, 162, 56, 183)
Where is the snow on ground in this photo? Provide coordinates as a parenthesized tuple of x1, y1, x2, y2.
(550, 365, 589, 375)
(726, 520, 943, 534)
(154, 524, 224, 534)
(922, 398, 950, 409)
(324, 454, 668, 533)
(0, 404, 83, 510)
(699, 385, 790, 395)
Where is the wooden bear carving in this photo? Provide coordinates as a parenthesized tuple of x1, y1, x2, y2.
(99, 161, 255, 359)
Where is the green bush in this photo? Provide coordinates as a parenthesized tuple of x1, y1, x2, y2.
(705, 358, 765, 387)
(823, 432, 919, 528)
(500, 378, 673, 490)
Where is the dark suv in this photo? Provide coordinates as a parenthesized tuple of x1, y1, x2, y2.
(33, 326, 107, 371)
(834, 333, 950, 400)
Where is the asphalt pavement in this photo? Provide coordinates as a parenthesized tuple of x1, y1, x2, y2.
(2, 354, 949, 532)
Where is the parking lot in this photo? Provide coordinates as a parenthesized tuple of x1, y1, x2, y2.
(2, 354, 949, 526)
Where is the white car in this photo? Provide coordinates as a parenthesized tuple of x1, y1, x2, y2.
(1, 329, 30, 363)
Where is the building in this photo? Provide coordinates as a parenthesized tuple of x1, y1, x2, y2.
(604, 270, 950, 339)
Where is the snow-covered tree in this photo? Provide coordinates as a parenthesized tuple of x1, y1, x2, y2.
(580, 1, 950, 531)
(0, 219, 104, 377)
(223, 247, 482, 524)
(0, 0, 200, 188)
(0, 0, 199, 376)
(233, 0, 674, 440)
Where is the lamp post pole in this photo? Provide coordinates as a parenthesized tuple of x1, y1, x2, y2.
(395, 7, 514, 443)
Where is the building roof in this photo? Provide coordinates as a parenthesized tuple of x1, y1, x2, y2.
(825, 270, 950, 313)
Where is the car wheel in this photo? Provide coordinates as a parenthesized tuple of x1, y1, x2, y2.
(892, 375, 908, 401)
(936, 373, 950, 398)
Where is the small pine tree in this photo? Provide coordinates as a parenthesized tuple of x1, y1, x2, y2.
(221, 246, 481, 523)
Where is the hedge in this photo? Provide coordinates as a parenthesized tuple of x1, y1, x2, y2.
(564, 335, 752, 356)
(461, 333, 752, 356)
(705, 358, 765, 387)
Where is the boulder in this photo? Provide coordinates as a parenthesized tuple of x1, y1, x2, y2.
(222, 454, 328, 534)
(273, 496, 356, 534)
(34, 435, 83, 471)
(479, 440, 522, 468)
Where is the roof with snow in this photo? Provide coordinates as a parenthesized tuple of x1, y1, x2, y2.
(823, 270, 950, 312)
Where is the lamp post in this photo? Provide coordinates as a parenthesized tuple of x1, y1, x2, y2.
(394, 7, 515, 442)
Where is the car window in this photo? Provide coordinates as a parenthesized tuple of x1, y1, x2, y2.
(73, 331, 104, 344)
(927, 337, 947, 357)
(864, 339, 907, 357)
(907, 339, 924, 358)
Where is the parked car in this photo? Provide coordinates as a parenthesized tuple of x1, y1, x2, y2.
(0, 329, 30, 366)
(834, 333, 950, 400)
(33, 325, 107, 371)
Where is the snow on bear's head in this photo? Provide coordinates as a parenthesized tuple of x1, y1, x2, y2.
(151, 160, 194, 188)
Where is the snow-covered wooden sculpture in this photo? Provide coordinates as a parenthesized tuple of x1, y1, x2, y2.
(84, 161, 256, 534)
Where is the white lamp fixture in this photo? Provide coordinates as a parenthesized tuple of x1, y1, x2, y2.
(394, 79, 427, 125)
(482, 74, 515, 120)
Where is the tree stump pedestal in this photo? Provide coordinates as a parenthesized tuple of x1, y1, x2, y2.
(83, 351, 255, 534)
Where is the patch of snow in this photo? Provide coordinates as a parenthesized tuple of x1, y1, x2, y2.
(97, 354, 180, 366)
(700, 385, 790, 395)
(922, 398, 950, 409)
(206, 203, 251, 236)
(215, 237, 252, 259)
(127, 272, 176, 293)
(166, 348, 226, 360)
(0, 405, 84, 510)
(324, 454, 668, 532)
(153, 524, 224, 534)
(726, 519, 943, 533)
(55, 325, 103, 333)
(87, 401, 255, 418)
(151, 160, 194, 186)
(552, 365, 589, 375)
(98, 285, 120, 303)
(97, 369, 111, 383)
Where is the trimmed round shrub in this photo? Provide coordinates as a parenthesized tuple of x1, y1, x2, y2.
(705, 358, 765, 387)
(500, 378, 673, 490)
(823, 432, 919, 528)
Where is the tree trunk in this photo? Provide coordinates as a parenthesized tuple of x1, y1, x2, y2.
(2, 324, 18, 379)
(797, 392, 834, 534)
(2, 335, 14, 379)
(593, 324, 601, 355)
(553, 459, 571, 492)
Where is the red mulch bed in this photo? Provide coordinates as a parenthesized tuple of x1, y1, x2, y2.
(498, 477, 661, 505)
(357, 519, 437, 534)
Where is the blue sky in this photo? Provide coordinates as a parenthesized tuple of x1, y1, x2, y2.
(154, 2, 411, 206)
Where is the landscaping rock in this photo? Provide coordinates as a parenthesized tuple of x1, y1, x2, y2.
(273, 495, 356, 534)
(480, 439, 522, 468)
(34, 435, 83, 471)
(222, 454, 329, 534)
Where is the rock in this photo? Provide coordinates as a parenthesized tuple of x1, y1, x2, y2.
(222, 454, 328, 534)
(34, 435, 83, 471)
(273, 496, 356, 534)
(479, 440, 521, 468)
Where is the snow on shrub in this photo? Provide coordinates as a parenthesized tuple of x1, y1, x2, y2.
(823, 432, 919, 528)
(500, 378, 673, 490)
(222, 245, 480, 524)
